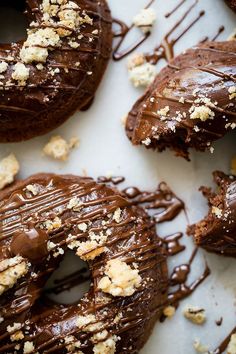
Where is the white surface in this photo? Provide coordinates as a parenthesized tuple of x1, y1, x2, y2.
(0, 0, 236, 353)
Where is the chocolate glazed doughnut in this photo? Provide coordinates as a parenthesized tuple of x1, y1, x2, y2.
(0, 174, 168, 353)
(0, 0, 112, 142)
(188, 172, 236, 257)
(126, 41, 236, 160)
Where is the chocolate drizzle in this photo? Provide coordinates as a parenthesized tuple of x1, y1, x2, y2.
(213, 327, 236, 353)
(163, 232, 185, 256)
(167, 248, 210, 308)
(122, 182, 184, 223)
(112, 0, 154, 61)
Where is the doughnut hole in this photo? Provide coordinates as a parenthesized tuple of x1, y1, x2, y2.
(44, 251, 91, 305)
(0, 0, 27, 43)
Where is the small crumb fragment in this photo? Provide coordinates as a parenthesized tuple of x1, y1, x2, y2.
(93, 335, 119, 354)
(0, 154, 19, 190)
(23, 341, 34, 354)
(127, 53, 146, 70)
(128, 62, 156, 88)
(157, 106, 170, 117)
(190, 105, 215, 121)
(212, 206, 223, 218)
(43, 135, 79, 161)
(163, 305, 176, 318)
(193, 339, 209, 353)
(11, 63, 30, 86)
(183, 305, 206, 325)
(227, 333, 236, 354)
(98, 259, 141, 297)
(228, 86, 236, 100)
(121, 114, 128, 126)
(0, 61, 8, 73)
(133, 8, 156, 33)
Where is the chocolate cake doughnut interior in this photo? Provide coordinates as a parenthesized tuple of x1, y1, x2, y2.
(188, 172, 236, 257)
(126, 41, 236, 159)
(0, 173, 168, 353)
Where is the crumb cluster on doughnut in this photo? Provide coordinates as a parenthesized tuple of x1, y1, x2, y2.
(188, 172, 236, 257)
(0, 0, 112, 142)
(0, 174, 168, 353)
(126, 41, 236, 159)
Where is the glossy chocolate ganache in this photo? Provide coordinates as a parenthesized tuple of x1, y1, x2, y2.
(188, 171, 236, 257)
(0, 173, 168, 353)
(0, 0, 112, 142)
(126, 41, 236, 159)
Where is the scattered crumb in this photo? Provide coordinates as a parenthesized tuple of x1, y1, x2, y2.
(190, 105, 215, 121)
(227, 333, 236, 354)
(98, 259, 141, 297)
(163, 306, 176, 318)
(183, 305, 206, 325)
(43, 135, 79, 161)
(93, 335, 119, 354)
(228, 86, 236, 100)
(23, 341, 34, 354)
(212, 206, 223, 218)
(128, 62, 156, 88)
(133, 8, 156, 33)
(127, 53, 146, 70)
(193, 339, 209, 353)
(0, 154, 20, 190)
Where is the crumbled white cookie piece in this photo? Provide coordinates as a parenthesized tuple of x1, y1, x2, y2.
(93, 335, 118, 354)
(0, 154, 19, 190)
(98, 259, 141, 297)
(113, 208, 122, 223)
(42, 216, 62, 231)
(23, 341, 35, 354)
(64, 335, 81, 352)
(67, 197, 82, 211)
(76, 314, 102, 332)
(10, 330, 24, 342)
(193, 339, 209, 353)
(183, 305, 206, 325)
(11, 62, 30, 86)
(78, 222, 87, 232)
(0, 61, 8, 73)
(67, 230, 108, 261)
(228, 86, 236, 100)
(7, 322, 22, 333)
(189, 105, 215, 121)
(163, 305, 176, 318)
(128, 62, 156, 88)
(133, 8, 156, 33)
(227, 333, 236, 354)
(0, 257, 29, 296)
(142, 137, 151, 146)
(43, 135, 79, 161)
(25, 184, 39, 196)
(157, 106, 170, 117)
(212, 206, 223, 218)
(127, 53, 146, 70)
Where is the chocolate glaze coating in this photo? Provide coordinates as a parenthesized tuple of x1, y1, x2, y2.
(126, 41, 236, 159)
(0, 174, 168, 353)
(188, 171, 236, 257)
(225, 0, 236, 12)
(0, 0, 112, 142)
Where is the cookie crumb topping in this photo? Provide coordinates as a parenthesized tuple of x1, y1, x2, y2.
(183, 305, 206, 325)
(0, 257, 29, 296)
(189, 105, 215, 121)
(0, 154, 19, 190)
(133, 8, 156, 33)
(98, 259, 141, 297)
(163, 305, 176, 318)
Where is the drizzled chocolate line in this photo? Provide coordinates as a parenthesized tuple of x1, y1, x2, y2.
(213, 327, 236, 354)
(165, 0, 187, 18)
(112, 0, 155, 61)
